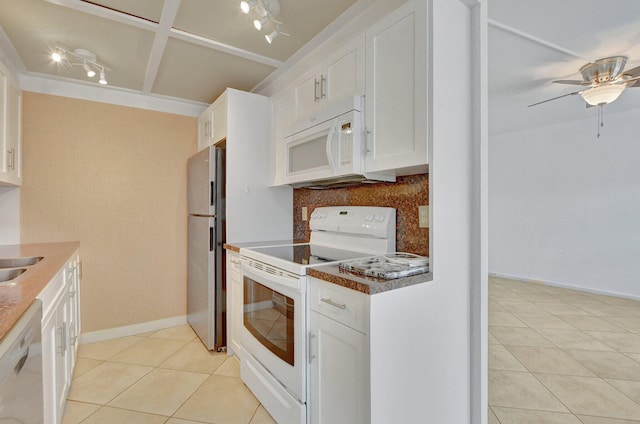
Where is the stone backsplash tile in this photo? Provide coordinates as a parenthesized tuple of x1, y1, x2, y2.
(293, 174, 429, 256)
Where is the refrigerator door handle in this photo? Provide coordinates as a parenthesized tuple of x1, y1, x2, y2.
(210, 181, 215, 207)
(209, 227, 214, 252)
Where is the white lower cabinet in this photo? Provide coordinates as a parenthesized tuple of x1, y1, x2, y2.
(308, 277, 370, 424)
(226, 250, 244, 359)
(38, 250, 82, 424)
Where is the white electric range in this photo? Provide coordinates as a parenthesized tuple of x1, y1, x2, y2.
(238, 206, 396, 424)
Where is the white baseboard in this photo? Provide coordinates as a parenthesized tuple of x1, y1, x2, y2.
(78, 315, 188, 345)
(489, 272, 640, 302)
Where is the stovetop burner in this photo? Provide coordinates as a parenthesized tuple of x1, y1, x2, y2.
(339, 253, 430, 279)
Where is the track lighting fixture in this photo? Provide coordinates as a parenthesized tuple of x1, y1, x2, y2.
(239, 0, 288, 44)
(50, 47, 110, 86)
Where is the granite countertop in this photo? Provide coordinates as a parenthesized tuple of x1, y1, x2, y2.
(224, 239, 300, 253)
(308, 264, 432, 295)
(0, 241, 80, 340)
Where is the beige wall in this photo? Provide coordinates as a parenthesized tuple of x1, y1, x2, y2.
(21, 92, 196, 333)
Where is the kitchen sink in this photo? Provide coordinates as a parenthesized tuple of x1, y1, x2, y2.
(0, 257, 43, 268)
(0, 268, 27, 283)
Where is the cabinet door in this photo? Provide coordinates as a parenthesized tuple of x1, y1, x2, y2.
(291, 67, 322, 123)
(365, 0, 428, 174)
(309, 311, 370, 424)
(54, 288, 70, 424)
(197, 109, 212, 151)
(323, 34, 365, 105)
(5, 78, 21, 183)
(41, 308, 57, 424)
(226, 252, 244, 359)
(212, 94, 227, 144)
(66, 256, 81, 378)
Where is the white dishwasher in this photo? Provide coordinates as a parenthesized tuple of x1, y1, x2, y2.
(0, 299, 44, 423)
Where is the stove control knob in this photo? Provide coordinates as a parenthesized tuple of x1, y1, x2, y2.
(375, 214, 385, 223)
(365, 214, 374, 222)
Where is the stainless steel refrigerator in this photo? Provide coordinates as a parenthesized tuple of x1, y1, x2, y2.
(187, 145, 225, 351)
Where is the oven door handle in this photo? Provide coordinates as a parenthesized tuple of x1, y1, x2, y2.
(240, 260, 301, 292)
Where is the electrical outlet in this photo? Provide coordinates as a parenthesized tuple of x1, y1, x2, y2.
(418, 205, 429, 228)
(302, 207, 308, 221)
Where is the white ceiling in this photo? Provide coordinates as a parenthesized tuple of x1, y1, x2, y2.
(0, 0, 359, 105)
(489, 0, 640, 135)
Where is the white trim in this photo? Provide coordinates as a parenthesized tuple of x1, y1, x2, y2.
(489, 273, 640, 302)
(19, 72, 208, 117)
(142, 0, 182, 93)
(169, 28, 283, 69)
(43, 0, 160, 32)
(78, 315, 188, 345)
(488, 19, 590, 62)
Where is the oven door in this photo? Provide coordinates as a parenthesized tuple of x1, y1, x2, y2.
(240, 264, 307, 403)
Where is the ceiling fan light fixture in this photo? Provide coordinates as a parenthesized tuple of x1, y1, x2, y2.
(580, 84, 626, 106)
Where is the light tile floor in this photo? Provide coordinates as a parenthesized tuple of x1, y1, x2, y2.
(489, 275, 640, 424)
(62, 325, 276, 424)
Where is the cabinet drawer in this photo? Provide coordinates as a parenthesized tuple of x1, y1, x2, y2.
(309, 277, 369, 334)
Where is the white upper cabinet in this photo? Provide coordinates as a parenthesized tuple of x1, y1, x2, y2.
(0, 60, 22, 186)
(364, 0, 428, 175)
(197, 91, 228, 151)
(289, 34, 365, 133)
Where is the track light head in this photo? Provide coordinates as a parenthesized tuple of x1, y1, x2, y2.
(265, 30, 278, 44)
(240, 0, 256, 14)
(98, 68, 108, 85)
(253, 16, 269, 31)
(51, 51, 63, 63)
(83, 62, 96, 78)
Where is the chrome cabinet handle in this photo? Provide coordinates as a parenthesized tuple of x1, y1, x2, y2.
(56, 323, 67, 355)
(308, 332, 316, 365)
(320, 298, 347, 310)
(314, 78, 320, 101)
(320, 75, 326, 99)
(7, 149, 14, 171)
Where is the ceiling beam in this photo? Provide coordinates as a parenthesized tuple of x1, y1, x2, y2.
(488, 19, 591, 62)
(170, 28, 282, 68)
(42, 0, 159, 31)
(142, 0, 181, 93)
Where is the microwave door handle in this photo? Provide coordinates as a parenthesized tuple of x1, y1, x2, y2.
(325, 122, 338, 173)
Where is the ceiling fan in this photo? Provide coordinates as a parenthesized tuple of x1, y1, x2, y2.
(528, 56, 640, 108)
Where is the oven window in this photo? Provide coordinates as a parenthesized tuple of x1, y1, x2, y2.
(244, 276, 295, 366)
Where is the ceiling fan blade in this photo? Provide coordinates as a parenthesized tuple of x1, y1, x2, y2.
(624, 76, 640, 87)
(552, 79, 589, 86)
(623, 65, 640, 78)
(528, 90, 583, 107)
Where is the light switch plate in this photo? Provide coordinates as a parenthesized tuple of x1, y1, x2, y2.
(418, 205, 429, 228)
(302, 207, 308, 221)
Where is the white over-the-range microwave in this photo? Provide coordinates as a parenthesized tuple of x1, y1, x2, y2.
(283, 96, 395, 188)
